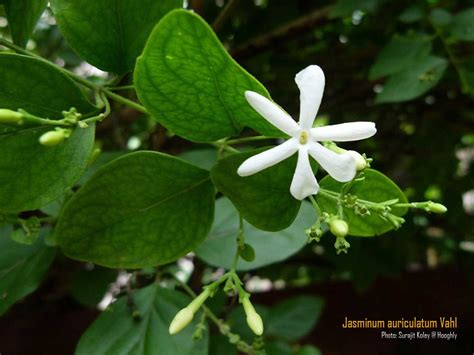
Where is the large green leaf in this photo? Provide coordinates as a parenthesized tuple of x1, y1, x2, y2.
(316, 169, 408, 237)
(134, 9, 280, 142)
(449, 8, 474, 42)
(375, 56, 447, 103)
(56, 151, 215, 268)
(369, 35, 432, 80)
(4, 0, 47, 47)
(76, 284, 209, 355)
(0, 54, 96, 212)
(50, 0, 182, 74)
(0, 226, 56, 315)
(229, 295, 323, 343)
(196, 198, 314, 271)
(211, 148, 302, 231)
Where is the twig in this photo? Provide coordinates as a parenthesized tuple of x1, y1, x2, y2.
(231, 6, 332, 60)
(212, 0, 240, 32)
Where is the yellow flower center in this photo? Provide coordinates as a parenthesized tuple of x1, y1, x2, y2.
(299, 130, 309, 145)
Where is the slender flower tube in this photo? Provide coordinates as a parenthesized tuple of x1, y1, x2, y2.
(237, 65, 377, 200)
(242, 297, 264, 336)
(169, 288, 210, 335)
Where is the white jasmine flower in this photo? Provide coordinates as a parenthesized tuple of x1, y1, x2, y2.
(237, 65, 376, 200)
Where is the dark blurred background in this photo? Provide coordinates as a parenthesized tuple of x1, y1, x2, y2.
(0, 0, 473, 354)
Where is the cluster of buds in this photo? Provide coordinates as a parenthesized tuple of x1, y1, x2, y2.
(169, 276, 264, 337)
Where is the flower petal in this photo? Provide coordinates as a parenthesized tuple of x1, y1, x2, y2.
(308, 142, 356, 182)
(311, 122, 376, 142)
(295, 65, 325, 130)
(237, 138, 299, 176)
(290, 146, 319, 200)
(245, 91, 299, 136)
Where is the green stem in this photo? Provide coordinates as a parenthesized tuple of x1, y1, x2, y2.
(82, 92, 111, 124)
(230, 214, 245, 271)
(434, 28, 471, 94)
(0, 38, 149, 114)
(225, 135, 274, 145)
(319, 188, 382, 208)
(20, 110, 72, 127)
(211, 142, 240, 153)
(107, 85, 136, 91)
(308, 195, 322, 216)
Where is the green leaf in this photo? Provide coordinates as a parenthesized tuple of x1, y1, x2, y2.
(375, 56, 447, 103)
(76, 284, 209, 355)
(429, 8, 452, 27)
(71, 266, 117, 307)
(316, 169, 408, 237)
(0, 226, 56, 315)
(56, 151, 215, 268)
(4, 0, 47, 47)
(265, 296, 324, 341)
(179, 149, 218, 171)
(0, 54, 96, 212)
(211, 148, 302, 231)
(228, 295, 323, 342)
(398, 6, 424, 24)
(50, 0, 182, 74)
(196, 198, 314, 271)
(449, 8, 474, 42)
(134, 9, 280, 142)
(369, 36, 432, 80)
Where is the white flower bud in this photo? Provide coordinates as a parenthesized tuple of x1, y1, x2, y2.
(347, 150, 367, 171)
(0, 109, 23, 124)
(39, 130, 67, 146)
(169, 307, 194, 335)
(242, 297, 264, 336)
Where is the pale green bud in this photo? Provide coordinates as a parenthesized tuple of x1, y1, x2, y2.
(39, 130, 65, 146)
(39, 129, 69, 146)
(427, 202, 447, 214)
(242, 297, 264, 336)
(347, 150, 367, 171)
(329, 219, 349, 238)
(169, 307, 194, 335)
(0, 109, 23, 124)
